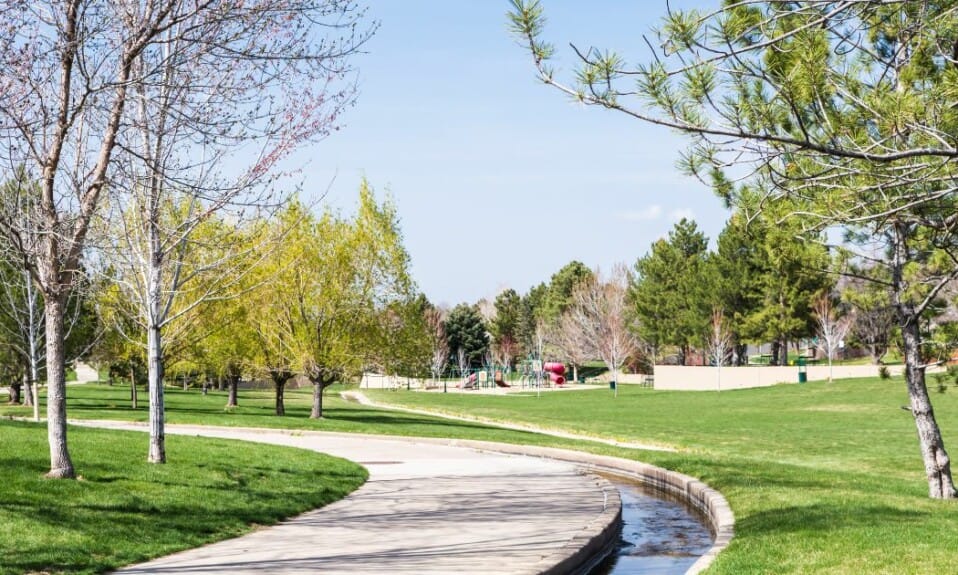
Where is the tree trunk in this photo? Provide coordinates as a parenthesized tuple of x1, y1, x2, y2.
(771, 340, 781, 366)
(226, 375, 239, 408)
(182, 375, 188, 391)
(902, 317, 957, 498)
(130, 365, 138, 409)
(217, 375, 225, 391)
(43, 295, 75, 479)
(310, 381, 324, 419)
(21, 373, 31, 407)
(8, 382, 21, 404)
(147, 324, 165, 463)
(572, 363, 578, 384)
(26, 271, 41, 421)
(275, 381, 286, 416)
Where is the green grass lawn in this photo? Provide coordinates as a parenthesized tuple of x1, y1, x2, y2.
(0, 383, 579, 445)
(0, 419, 366, 575)
(4, 379, 958, 573)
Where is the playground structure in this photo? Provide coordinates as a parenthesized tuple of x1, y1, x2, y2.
(460, 369, 511, 390)
(447, 358, 574, 391)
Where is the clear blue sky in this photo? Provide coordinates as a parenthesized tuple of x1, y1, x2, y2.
(299, 0, 726, 307)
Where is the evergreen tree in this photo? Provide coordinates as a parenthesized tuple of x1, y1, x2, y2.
(490, 288, 523, 367)
(444, 304, 489, 369)
(516, 283, 547, 357)
(540, 261, 594, 322)
(511, 0, 958, 497)
(629, 218, 710, 364)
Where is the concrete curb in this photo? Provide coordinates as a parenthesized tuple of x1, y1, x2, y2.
(341, 391, 733, 574)
(423, 439, 734, 575)
(536, 473, 622, 575)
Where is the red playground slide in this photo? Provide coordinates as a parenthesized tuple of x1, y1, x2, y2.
(543, 362, 566, 385)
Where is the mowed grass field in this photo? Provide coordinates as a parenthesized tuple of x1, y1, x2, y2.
(364, 377, 958, 574)
(0, 419, 366, 575)
(4, 377, 958, 573)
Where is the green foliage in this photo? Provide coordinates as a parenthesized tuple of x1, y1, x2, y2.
(841, 271, 895, 364)
(490, 288, 523, 363)
(375, 294, 433, 378)
(713, 199, 832, 361)
(516, 282, 547, 356)
(629, 218, 710, 361)
(444, 304, 489, 368)
(238, 180, 420, 389)
(540, 261, 594, 322)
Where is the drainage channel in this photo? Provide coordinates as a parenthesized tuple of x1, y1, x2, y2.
(589, 474, 714, 575)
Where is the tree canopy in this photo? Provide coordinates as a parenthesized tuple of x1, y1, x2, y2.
(509, 0, 958, 498)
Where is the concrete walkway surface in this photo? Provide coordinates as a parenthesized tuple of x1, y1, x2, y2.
(72, 422, 619, 575)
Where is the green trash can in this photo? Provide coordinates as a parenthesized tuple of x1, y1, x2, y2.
(610, 381, 617, 391)
(797, 356, 807, 383)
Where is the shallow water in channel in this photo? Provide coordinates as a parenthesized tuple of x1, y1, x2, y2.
(589, 476, 714, 575)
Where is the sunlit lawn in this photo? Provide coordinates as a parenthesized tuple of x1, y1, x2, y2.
(4, 378, 958, 573)
(0, 419, 366, 575)
(365, 377, 958, 574)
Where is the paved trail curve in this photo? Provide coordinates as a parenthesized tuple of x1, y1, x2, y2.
(74, 422, 619, 575)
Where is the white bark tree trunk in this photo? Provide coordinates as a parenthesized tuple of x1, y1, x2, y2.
(146, 215, 166, 463)
(147, 322, 165, 463)
(44, 295, 74, 478)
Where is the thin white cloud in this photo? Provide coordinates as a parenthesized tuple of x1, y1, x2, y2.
(669, 208, 695, 222)
(619, 205, 663, 222)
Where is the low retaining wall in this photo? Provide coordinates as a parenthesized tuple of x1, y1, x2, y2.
(437, 439, 734, 575)
(653, 364, 906, 391)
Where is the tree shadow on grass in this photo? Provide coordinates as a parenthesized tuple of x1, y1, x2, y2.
(737, 502, 927, 536)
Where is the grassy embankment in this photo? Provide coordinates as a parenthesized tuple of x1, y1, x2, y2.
(4, 378, 958, 573)
(0, 417, 365, 574)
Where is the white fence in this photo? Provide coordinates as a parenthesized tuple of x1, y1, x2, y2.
(360, 373, 429, 390)
(652, 364, 906, 391)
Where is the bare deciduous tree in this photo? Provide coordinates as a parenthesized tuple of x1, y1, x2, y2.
(814, 295, 853, 383)
(706, 308, 732, 392)
(493, 336, 517, 373)
(565, 265, 637, 397)
(0, 1, 374, 476)
(426, 306, 448, 389)
(551, 313, 591, 384)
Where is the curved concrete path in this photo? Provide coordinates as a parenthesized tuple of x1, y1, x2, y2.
(73, 421, 618, 575)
